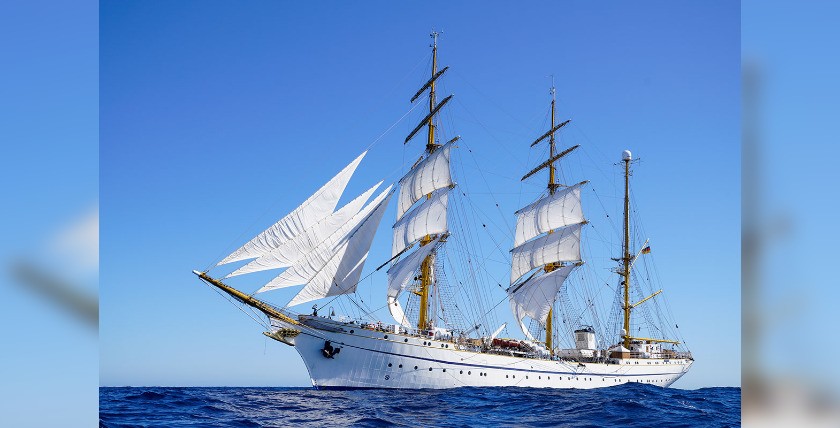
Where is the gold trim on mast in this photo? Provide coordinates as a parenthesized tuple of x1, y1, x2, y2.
(542, 82, 562, 354)
(417, 31, 440, 332)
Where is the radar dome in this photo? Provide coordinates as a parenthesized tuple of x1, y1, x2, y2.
(622, 150, 632, 161)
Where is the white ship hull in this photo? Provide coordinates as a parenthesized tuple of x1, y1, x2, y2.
(280, 317, 692, 390)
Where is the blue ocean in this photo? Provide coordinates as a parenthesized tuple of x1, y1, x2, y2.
(99, 384, 740, 427)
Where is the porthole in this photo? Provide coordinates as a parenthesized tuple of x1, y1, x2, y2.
(429, 368, 432, 371)
(440, 344, 444, 348)
(350, 330, 354, 334)
(404, 338, 408, 342)
(399, 364, 403, 368)
(526, 376, 529, 379)
(387, 363, 392, 367)
(414, 366, 418, 370)
(384, 335, 388, 339)
(445, 344, 449, 348)
(443, 369, 446, 372)
(512, 375, 515, 378)
(460, 370, 463, 374)
(538, 376, 541, 379)
(506, 375, 509, 378)
(468, 371, 471, 375)
(548, 376, 550, 380)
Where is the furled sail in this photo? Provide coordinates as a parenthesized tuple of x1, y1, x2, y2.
(256, 186, 392, 293)
(218, 152, 367, 265)
(225, 182, 382, 278)
(513, 182, 586, 247)
(392, 189, 448, 257)
(510, 222, 583, 284)
(508, 264, 577, 325)
(396, 140, 455, 220)
(286, 189, 394, 307)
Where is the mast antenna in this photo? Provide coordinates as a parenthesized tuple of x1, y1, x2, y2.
(430, 29, 442, 47)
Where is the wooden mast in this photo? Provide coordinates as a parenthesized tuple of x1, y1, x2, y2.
(544, 83, 558, 355)
(417, 31, 440, 332)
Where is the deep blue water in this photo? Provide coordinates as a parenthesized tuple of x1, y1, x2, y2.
(100, 384, 740, 427)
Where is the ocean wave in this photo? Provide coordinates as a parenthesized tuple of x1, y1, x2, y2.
(100, 384, 740, 427)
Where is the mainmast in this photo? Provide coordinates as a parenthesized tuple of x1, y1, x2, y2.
(621, 150, 632, 348)
(544, 82, 559, 354)
(509, 79, 582, 350)
(417, 31, 440, 331)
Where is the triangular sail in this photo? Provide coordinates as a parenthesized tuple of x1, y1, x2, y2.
(514, 182, 585, 247)
(218, 152, 367, 265)
(286, 189, 393, 306)
(508, 264, 577, 327)
(225, 182, 382, 278)
(392, 189, 449, 257)
(396, 140, 455, 221)
(256, 186, 392, 293)
(510, 222, 583, 284)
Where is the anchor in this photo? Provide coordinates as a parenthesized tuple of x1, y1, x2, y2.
(322, 341, 341, 359)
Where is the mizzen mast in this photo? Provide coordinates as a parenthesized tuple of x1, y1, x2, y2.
(618, 150, 680, 348)
(621, 150, 633, 349)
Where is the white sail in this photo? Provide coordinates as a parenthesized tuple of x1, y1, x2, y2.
(396, 140, 455, 221)
(286, 189, 393, 306)
(508, 264, 577, 328)
(386, 236, 441, 299)
(218, 152, 366, 265)
(387, 296, 412, 328)
(510, 222, 583, 284)
(256, 186, 392, 293)
(514, 182, 585, 247)
(225, 182, 382, 278)
(392, 189, 448, 257)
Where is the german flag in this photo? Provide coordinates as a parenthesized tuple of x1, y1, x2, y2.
(642, 246, 651, 254)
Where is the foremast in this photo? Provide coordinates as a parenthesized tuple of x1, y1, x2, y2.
(417, 31, 440, 331)
(391, 31, 456, 332)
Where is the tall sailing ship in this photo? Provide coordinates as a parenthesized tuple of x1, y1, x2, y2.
(194, 33, 693, 389)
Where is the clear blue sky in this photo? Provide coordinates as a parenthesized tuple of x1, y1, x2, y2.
(100, 1, 739, 389)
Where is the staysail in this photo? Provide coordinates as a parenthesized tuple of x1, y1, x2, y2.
(256, 186, 393, 294)
(218, 152, 366, 265)
(286, 188, 394, 306)
(225, 181, 382, 278)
